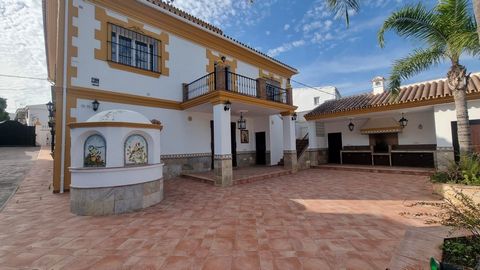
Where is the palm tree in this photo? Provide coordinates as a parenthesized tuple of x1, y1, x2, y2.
(378, 0, 479, 155)
(326, 0, 359, 27)
(474, 0, 480, 41)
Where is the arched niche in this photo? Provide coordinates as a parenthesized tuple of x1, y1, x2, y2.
(83, 134, 106, 167)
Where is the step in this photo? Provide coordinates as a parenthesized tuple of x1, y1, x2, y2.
(313, 164, 435, 176)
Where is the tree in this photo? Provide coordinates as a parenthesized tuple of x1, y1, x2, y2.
(326, 0, 359, 27)
(474, 0, 480, 42)
(0, 97, 10, 121)
(378, 0, 480, 155)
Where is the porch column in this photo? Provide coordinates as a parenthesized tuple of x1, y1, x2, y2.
(307, 121, 319, 167)
(282, 112, 297, 172)
(213, 102, 233, 186)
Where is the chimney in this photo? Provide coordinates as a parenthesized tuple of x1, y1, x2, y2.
(372, 76, 385, 95)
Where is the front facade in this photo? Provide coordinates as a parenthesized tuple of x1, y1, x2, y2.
(305, 75, 480, 170)
(15, 104, 51, 146)
(43, 0, 298, 193)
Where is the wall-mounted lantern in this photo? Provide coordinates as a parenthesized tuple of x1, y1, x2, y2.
(348, 119, 355, 132)
(291, 112, 297, 121)
(399, 113, 408, 128)
(237, 112, 246, 130)
(224, 100, 231, 111)
(45, 101, 55, 154)
(92, 99, 100, 112)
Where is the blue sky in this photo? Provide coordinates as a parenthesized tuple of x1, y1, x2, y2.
(172, 0, 480, 96)
(0, 0, 479, 112)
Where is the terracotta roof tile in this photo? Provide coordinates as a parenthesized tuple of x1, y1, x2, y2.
(305, 73, 480, 118)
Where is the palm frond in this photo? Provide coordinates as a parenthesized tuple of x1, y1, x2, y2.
(326, 0, 360, 27)
(388, 47, 446, 93)
(378, 3, 447, 48)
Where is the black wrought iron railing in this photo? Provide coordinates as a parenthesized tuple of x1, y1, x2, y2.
(184, 70, 290, 105)
(266, 83, 287, 103)
(184, 72, 215, 100)
(226, 72, 258, 97)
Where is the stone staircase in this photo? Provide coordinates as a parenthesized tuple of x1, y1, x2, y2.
(277, 133, 309, 166)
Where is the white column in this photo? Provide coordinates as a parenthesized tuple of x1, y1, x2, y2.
(307, 121, 318, 149)
(213, 103, 231, 156)
(212, 103, 233, 187)
(283, 115, 296, 151)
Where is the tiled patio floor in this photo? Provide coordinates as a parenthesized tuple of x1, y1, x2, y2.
(0, 148, 443, 270)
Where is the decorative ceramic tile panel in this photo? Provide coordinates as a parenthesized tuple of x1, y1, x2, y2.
(84, 134, 106, 167)
(125, 134, 148, 165)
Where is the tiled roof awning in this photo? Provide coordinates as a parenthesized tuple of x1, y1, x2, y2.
(305, 74, 480, 120)
(360, 117, 402, 134)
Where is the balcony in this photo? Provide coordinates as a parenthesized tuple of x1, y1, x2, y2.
(182, 68, 293, 106)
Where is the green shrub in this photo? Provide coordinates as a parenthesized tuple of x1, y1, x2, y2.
(442, 237, 480, 268)
(431, 154, 480, 186)
(431, 171, 449, 183)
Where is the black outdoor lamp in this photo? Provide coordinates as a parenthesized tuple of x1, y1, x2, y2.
(224, 100, 231, 111)
(237, 112, 247, 130)
(92, 99, 100, 111)
(291, 112, 297, 121)
(348, 119, 355, 132)
(46, 101, 56, 154)
(399, 113, 408, 128)
(46, 101, 54, 112)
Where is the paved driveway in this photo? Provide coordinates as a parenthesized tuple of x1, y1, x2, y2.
(0, 149, 442, 270)
(0, 147, 39, 210)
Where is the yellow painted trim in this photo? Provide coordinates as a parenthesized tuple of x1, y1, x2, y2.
(68, 121, 163, 130)
(69, 86, 182, 110)
(280, 111, 295, 116)
(68, 0, 79, 84)
(89, 0, 296, 77)
(94, 6, 170, 77)
(181, 90, 297, 111)
(206, 49, 237, 73)
(304, 92, 480, 121)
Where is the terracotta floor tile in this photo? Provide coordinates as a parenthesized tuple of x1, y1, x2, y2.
(0, 149, 444, 270)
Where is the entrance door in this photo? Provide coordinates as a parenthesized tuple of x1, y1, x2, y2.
(210, 121, 237, 169)
(327, 132, 342, 164)
(452, 119, 480, 161)
(255, 132, 266, 165)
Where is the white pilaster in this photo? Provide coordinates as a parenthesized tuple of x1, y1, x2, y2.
(307, 121, 318, 149)
(283, 115, 296, 151)
(213, 103, 231, 155)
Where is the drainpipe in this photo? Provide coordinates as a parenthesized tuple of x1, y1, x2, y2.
(60, 0, 69, 193)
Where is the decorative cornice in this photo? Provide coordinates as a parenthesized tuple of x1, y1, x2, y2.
(214, 154, 232, 160)
(68, 121, 162, 130)
(161, 153, 210, 159)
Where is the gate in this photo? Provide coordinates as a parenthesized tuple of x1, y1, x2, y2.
(0, 120, 36, 146)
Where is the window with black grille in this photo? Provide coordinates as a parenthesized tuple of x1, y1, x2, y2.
(107, 23, 161, 73)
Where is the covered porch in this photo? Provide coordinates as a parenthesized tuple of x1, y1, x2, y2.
(180, 70, 299, 187)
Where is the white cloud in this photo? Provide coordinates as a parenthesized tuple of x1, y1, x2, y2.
(0, 0, 50, 112)
(171, 0, 278, 28)
(265, 30, 270, 36)
(267, 39, 305, 57)
(283, 24, 290, 31)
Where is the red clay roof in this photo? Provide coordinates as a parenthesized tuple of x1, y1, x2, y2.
(305, 74, 480, 118)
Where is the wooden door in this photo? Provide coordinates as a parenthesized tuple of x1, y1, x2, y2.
(255, 132, 266, 165)
(327, 132, 342, 164)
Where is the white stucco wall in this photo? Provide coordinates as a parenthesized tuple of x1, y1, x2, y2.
(269, 115, 284, 165)
(398, 110, 436, 145)
(293, 86, 339, 113)
(323, 119, 370, 147)
(434, 99, 480, 147)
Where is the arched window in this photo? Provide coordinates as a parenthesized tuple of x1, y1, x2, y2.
(84, 134, 106, 167)
(124, 134, 148, 165)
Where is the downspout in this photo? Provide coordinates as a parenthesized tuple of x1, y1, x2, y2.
(60, 0, 69, 193)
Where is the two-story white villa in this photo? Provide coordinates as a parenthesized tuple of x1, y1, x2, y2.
(43, 0, 298, 193)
